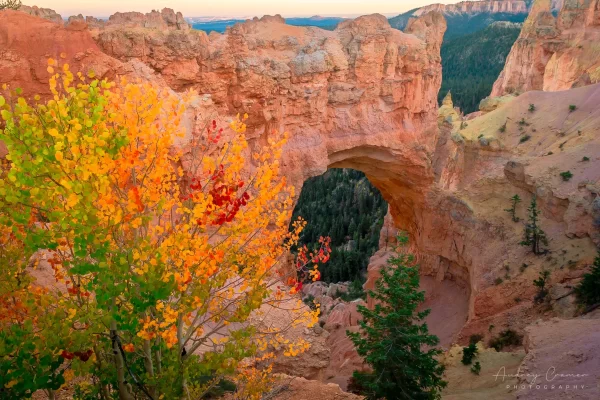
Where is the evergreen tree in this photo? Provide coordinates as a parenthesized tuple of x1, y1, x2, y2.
(504, 194, 521, 222)
(575, 253, 600, 307)
(347, 235, 446, 400)
(533, 270, 551, 303)
(520, 196, 548, 255)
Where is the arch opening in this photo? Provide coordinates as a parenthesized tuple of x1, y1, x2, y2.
(289, 146, 471, 347)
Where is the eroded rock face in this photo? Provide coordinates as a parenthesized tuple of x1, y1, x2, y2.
(492, 0, 600, 96)
(106, 8, 189, 30)
(18, 5, 63, 24)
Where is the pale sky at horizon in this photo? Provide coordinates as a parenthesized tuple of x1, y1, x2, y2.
(31, 0, 462, 19)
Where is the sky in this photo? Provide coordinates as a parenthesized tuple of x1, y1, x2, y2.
(32, 0, 461, 19)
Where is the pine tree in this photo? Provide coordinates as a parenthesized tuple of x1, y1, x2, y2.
(347, 235, 447, 400)
(504, 194, 521, 222)
(533, 270, 551, 303)
(575, 253, 600, 307)
(520, 196, 548, 255)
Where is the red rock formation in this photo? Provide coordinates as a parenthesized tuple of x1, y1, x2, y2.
(492, 0, 600, 96)
(18, 5, 63, 24)
(106, 8, 189, 30)
(0, 11, 119, 98)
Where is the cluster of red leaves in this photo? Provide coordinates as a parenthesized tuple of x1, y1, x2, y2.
(206, 120, 223, 144)
(189, 164, 250, 226)
(65, 281, 90, 298)
(288, 236, 332, 292)
(60, 349, 93, 362)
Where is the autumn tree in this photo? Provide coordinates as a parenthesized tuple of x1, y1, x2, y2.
(347, 235, 446, 400)
(520, 196, 548, 255)
(0, 60, 329, 399)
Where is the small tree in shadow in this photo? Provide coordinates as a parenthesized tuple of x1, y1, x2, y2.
(347, 235, 446, 399)
(520, 196, 548, 255)
(533, 270, 551, 303)
(575, 253, 600, 309)
(504, 194, 521, 222)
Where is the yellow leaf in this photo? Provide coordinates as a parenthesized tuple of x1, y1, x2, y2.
(55, 151, 63, 161)
(66, 193, 79, 208)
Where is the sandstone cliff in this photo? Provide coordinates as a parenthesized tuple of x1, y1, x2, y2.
(18, 4, 63, 24)
(491, 0, 600, 96)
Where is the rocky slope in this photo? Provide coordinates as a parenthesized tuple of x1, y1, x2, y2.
(491, 0, 600, 96)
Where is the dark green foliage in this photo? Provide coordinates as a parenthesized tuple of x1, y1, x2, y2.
(488, 329, 522, 351)
(0, 0, 22, 10)
(533, 270, 551, 303)
(529, 104, 536, 112)
(471, 361, 482, 375)
(582, 156, 590, 161)
(461, 343, 478, 365)
(438, 24, 521, 113)
(337, 279, 366, 301)
(560, 171, 573, 181)
(0, 342, 64, 399)
(575, 253, 600, 307)
(291, 169, 387, 283)
(499, 121, 507, 133)
(505, 194, 521, 222)
(520, 135, 531, 143)
(494, 277, 503, 285)
(520, 196, 548, 255)
(469, 334, 484, 345)
(569, 104, 577, 112)
(347, 235, 446, 400)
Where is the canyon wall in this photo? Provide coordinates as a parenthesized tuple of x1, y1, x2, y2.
(491, 0, 600, 96)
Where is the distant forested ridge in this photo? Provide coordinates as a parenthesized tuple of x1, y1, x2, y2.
(291, 169, 387, 283)
(389, 10, 527, 39)
(388, 9, 526, 113)
(439, 22, 521, 113)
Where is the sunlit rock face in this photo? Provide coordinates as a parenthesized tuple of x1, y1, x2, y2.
(492, 0, 600, 96)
